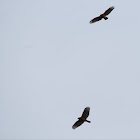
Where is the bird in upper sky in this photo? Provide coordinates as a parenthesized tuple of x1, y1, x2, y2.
(89, 6, 115, 24)
(72, 107, 91, 129)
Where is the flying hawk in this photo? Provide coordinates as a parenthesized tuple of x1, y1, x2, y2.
(89, 6, 115, 24)
(72, 107, 91, 129)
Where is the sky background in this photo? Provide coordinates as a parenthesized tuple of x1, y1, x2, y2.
(0, 0, 140, 139)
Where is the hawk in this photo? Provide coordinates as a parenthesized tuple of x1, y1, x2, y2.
(72, 107, 91, 129)
(89, 6, 115, 24)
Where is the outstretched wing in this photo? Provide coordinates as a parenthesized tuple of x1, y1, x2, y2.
(72, 119, 84, 129)
(89, 16, 102, 24)
(81, 107, 90, 119)
(103, 6, 115, 16)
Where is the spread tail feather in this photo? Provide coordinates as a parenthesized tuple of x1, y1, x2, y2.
(104, 17, 108, 20)
(86, 120, 91, 123)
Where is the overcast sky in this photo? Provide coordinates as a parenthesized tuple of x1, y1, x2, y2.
(0, 0, 140, 139)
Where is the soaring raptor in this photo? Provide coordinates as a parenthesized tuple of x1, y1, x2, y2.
(89, 6, 115, 24)
(72, 107, 91, 129)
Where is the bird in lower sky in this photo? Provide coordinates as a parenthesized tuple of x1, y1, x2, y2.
(72, 107, 91, 129)
(89, 6, 115, 24)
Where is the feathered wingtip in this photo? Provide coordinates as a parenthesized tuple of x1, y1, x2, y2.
(89, 21, 92, 24)
(111, 6, 115, 9)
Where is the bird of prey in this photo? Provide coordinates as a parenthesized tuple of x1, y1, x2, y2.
(72, 107, 91, 129)
(89, 6, 115, 24)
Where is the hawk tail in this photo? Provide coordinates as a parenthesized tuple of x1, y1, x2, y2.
(104, 17, 108, 20)
(86, 120, 91, 123)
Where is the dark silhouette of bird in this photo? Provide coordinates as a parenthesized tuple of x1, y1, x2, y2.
(89, 6, 115, 24)
(72, 107, 91, 129)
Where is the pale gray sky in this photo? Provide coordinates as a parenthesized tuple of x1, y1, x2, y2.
(0, 0, 140, 139)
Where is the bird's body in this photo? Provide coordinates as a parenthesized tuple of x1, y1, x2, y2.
(72, 107, 91, 129)
(89, 6, 115, 24)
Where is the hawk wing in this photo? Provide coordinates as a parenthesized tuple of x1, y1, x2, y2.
(103, 6, 115, 16)
(72, 119, 84, 129)
(89, 16, 102, 24)
(81, 107, 90, 119)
